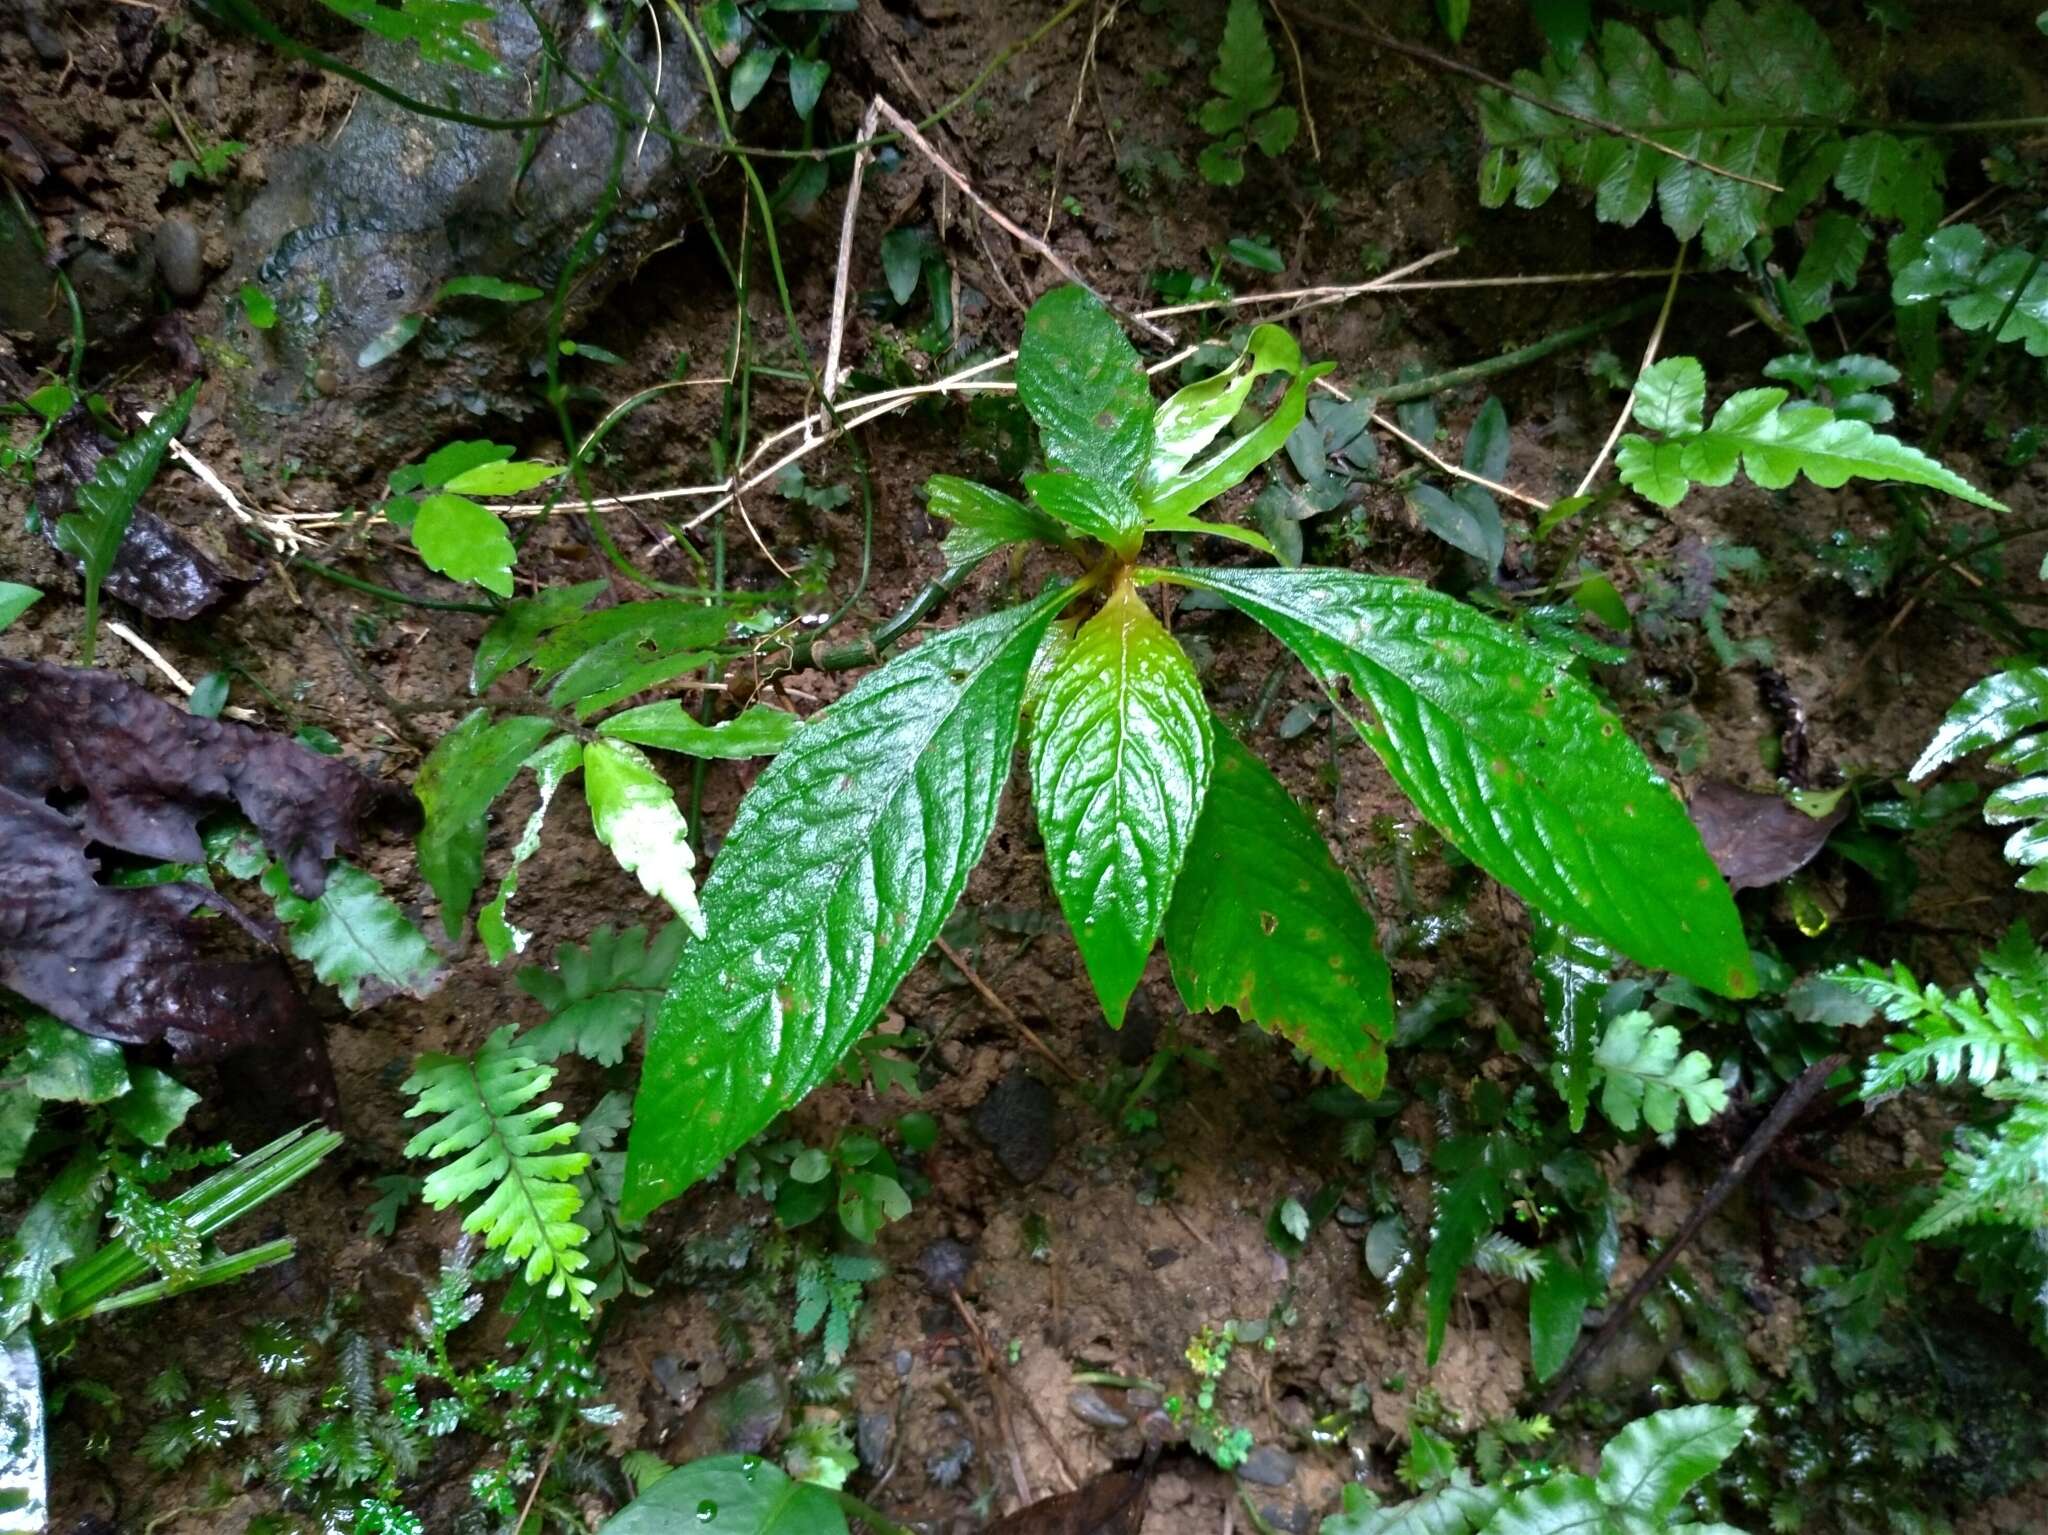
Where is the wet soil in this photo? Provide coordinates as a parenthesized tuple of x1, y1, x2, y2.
(5, 2, 2048, 1533)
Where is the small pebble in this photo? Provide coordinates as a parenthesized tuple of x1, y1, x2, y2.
(1068, 1388, 1131, 1430)
(1238, 1445, 1297, 1487)
(916, 1238, 974, 1297)
(1145, 1246, 1182, 1270)
(971, 1070, 1056, 1183)
(856, 1409, 895, 1470)
(155, 217, 205, 299)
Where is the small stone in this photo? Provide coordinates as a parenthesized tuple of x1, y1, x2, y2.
(856, 1409, 895, 1470)
(649, 1355, 697, 1403)
(155, 217, 205, 299)
(972, 1070, 1056, 1183)
(1145, 1247, 1181, 1270)
(1259, 1501, 1312, 1534)
(670, 1368, 787, 1461)
(916, 1238, 974, 1297)
(1068, 1388, 1131, 1430)
(1768, 1171, 1837, 1222)
(1238, 1445, 1297, 1487)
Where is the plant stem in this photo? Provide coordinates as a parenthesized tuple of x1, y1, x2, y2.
(1374, 295, 1666, 404)
(293, 558, 501, 614)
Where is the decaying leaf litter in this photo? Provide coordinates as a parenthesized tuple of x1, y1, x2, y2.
(4, 2, 2048, 1533)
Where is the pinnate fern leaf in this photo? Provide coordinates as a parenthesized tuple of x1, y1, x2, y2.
(1911, 665, 2048, 893)
(1593, 1010, 1727, 1134)
(402, 1027, 595, 1314)
(1893, 225, 2048, 359)
(517, 921, 685, 1066)
(1616, 356, 2003, 511)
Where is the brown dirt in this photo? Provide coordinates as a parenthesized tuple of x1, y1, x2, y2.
(6, 2, 2048, 1533)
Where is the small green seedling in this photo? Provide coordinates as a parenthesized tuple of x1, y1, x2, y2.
(1197, 0, 1299, 187)
(621, 283, 1758, 1221)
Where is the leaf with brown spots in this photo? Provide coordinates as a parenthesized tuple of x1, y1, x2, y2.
(1688, 778, 1845, 891)
(1165, 727, 1391, 1096)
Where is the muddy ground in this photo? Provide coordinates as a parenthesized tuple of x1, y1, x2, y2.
(5, 1, 2048, 1532)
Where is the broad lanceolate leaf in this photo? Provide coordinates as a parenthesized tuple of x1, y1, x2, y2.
(927, 475, 1069, 572)
(1030, 580, 1210, 1027)
(53, 382, 197, 665)
(1142, 325, 1304, 490)
(1320, 1473, 1501, 1535)
(1161, 567, 1755, 997)
(412, 492, 517, 596)
(1165, 730, 1391, 1094)
(597, 702, 803, 760)
(478, 736, 582, 964)
(598, 1453, 849, 1535)
(1595, 1404, 1754, 1519)
(518, 921, 686, 1067)
(472, 581, 607, 691)
(1533, 913, 1615, 1134)
(261, 859, 444, 1008)
(1912, 664, 2048, 778)
(1616, 356, 2002, 512)
(414, 710, 558, 938)
(1592, 1011, 1727, 1134)
(1425, 1130, 1534, 1364)
(1140, 336, 1331, 531)
(1015, 286, 1152, 492)
(1529, 1254, 1593, 1383)
(1024, 471, 1143, 556)
(583, 740, 704, 939)
(623, 585, 1075, 1219)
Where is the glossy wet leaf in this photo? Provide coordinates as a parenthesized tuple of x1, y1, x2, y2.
(1142, 324, 1304, 490)
(598, 702, 803, 760)
(0, 582, 39, 632)
(1320, 1472, 1499, 1535)
(1912, 664, 2048, 777)
(1424, 1130, 1534, 1364)
(479, 736, 581, 964)
(1, 1151, 106, 1333)
(1484, 1473, 1606, 1535)
(1165, 730, 1391, 1095)
(928, 475, 1069, 571)
(433, 274, 544, 305)
(414, 709, 557, 937)
(1532, 913, 1613, 1134)
(357, 311, 423, 367)
(52, 382, 197, 665)
(1528, 1256, 1591, 1383)
(1030, 580, 1209, 1027)
(0, 1334, 45, 1530)
(261, 859, 444, 1009)
(106, 1066, 201, 1147)
(1616, 356, 2001, 512)
(1016, 286, 1152, 492)
(623, 586, 1071, 1219)
(412, 492, 517, 596)
(598, 1452, 848, 1535)
(1595, 1404, 1754, 1518)
(584, 739, 704, 938)
(1025, 471, 1142, 555)
(471, 581, 607, 691)
(1140, 350, 1330, 528)
(21, 1015, 129, 1104)
(1163, 567, 1754, 997)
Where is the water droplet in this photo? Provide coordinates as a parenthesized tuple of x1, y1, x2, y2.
(697, 1499, 719, 1523)
(739, 1455, 760, 1481)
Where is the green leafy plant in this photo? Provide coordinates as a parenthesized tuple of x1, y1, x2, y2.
(1476, 1, 1939, 267)
(400, 1027, 596, 1315)
(1166, 1320, 1261, 1470)
(357, 273, 544, 369)
(316, 0, 505, 72)
(1592, 1010, 1728, 1134)
(1615, 357, 2001, 512)
(705, 0, 851, 125)
(168, 136, 246, 188)
(416, 614, 800, 959)
(382, 438, 559, 595)
(1910, 664, 2048, 891)
(0, 583, 41, 632)
(1325, 1404, 1756, 1533)
(621, 284, 1758, 1220)
(1892, 224, 2048, 359)
(53, 382, 197, 665)
(1197, 0, 1299, 187)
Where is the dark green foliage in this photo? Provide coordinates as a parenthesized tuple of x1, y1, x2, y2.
(1197, 0, 1299, 186)
(1912, 665, 2048, 892)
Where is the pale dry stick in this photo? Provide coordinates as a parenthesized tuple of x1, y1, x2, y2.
(821, 96, 885, 404)
(1355, 401, 1551, 512)
(136, 411, 314, 555)
(932, 936, 1082, 1084)
(1137, 247, 1461, 318)
(105, 621, 260, 721)
(869, 95, 1174, 343)
(636, 2, 663, 164)
(949, 1289, 1081, 1494)
(1042, 0, 1119, 239)
(1271, 2, 1320, 161)
(1572, 244, 1687, 499)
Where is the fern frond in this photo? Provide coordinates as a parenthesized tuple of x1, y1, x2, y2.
(1911, 666, 2048, 894)
(1592, 1010, 1728, 1134)
(1893, 225, 2048, 359)
(516, 921, 684, 1066)
(1616, 357, 2002, 512)
(1910, 1084, 2048, 1239)
(1834, 949, 2048, 1096)
(401, 1026, 595, 1315)
(1471, 1232, 1547, 1283)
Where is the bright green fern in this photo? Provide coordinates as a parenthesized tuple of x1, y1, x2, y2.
(1592, 1010, 1727, 1134)
(1912, 664, 2048, 892)
(401, 1027, 596, 1315)
(1616, 357, 2003, 512)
